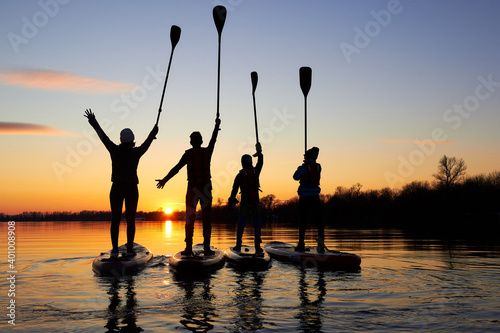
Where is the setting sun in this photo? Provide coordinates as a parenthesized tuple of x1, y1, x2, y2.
(164, 207, 173, 215)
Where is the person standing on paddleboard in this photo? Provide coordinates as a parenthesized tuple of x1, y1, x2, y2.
(228, 142, 263, 254)
(293, 147, 325, 253)
(84, 109, 158, 257)
(156, 118, 221, 256)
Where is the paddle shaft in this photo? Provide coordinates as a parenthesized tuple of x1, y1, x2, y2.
(156, 47, 175, 126)
(156, 25, 181, 126)
(299, 67, 312, 154)
(216, 34, 221, 119)
(304, 95, 308, 154)
(253, 91, 259, 143)
(251, 71, 259, 143)
(213, 6, 226, 120)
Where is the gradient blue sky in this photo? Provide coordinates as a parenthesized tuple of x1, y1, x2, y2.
(1, 0, 499, 214)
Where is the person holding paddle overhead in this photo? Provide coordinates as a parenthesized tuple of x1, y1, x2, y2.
(228, 142, 264, 254)
(156, 118, 221, 256)
(293, 147, 325, 253)
(84, 109, 158, 257)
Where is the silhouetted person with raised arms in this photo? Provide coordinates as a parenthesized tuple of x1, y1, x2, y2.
(84, 109, 158, 257)
(228, 143, 263, 253)
(293, 147, 325, 253)
(156, 118, 221, 256)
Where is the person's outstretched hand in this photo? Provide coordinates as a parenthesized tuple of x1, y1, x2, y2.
(84, 109, 95, 121)
(156, 179, 167, 189)
(256, 142, 262, 154)
(152, 124, 159, 139)
(253, 142, 262, 157)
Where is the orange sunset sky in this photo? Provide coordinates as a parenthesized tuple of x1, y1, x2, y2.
(1, 1, 500, 215)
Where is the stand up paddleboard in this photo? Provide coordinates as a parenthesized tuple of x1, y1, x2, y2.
(169, 244, 225, 274)
(92, 243, 153, 277)
(264, 241, 361, 270)
(224, 245, 271, 271)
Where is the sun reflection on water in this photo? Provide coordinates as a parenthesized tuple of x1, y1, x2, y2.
(165, 220, 172, 237)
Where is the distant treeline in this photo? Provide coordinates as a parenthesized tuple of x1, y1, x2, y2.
(0, 210, 179, 222)
(3, 171, 499, 230)
(215, 171, 500, 229)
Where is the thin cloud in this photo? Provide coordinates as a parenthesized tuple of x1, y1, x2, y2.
(0, 122, 82, 137)
(381, 138, 454, 145)
(0, 70, 133, 94)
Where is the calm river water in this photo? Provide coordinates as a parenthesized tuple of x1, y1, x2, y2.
(1, 220, 499, 332)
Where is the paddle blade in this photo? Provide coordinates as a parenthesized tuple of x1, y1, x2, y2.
(213, 5, 227, 35)
(170, 25, 181, 49)
(299, 66, 312, 97)
(251, 71, 258, 94)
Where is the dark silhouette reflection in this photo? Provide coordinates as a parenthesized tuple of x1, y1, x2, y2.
(231, 270, 267, 331)
(174, 275, 216, 332)
(295, 269, 326, 333)
(103, 277, 143, 332)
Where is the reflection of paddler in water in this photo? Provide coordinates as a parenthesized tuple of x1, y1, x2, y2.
(85, 109, 158, 257)
(156, 118, 221, 256)
(104, 277, 142, 332)
(293, 147, 325, 253)
(175, 277, 216, 332)
(296, 270, 326, 332)
(232, 271, 266, 331)
(228, 142, 263, 253)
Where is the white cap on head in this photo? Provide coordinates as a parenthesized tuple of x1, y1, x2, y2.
(120, 128, 134, 143)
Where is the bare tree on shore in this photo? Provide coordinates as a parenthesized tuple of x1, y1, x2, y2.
(433, 155, 467, 188)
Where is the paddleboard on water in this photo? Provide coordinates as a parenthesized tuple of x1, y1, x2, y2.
(169, 244, 225, 273)
(92, 243, 153, 277)
(224, 245, 271, 271)
(264, 241, 361, 270)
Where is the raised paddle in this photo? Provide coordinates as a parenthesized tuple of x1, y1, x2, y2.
(251, 71, 259, 144)
(213, 5, 227, 120)
(299, 66, 312, 154)
(156, 25, 181, 126)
